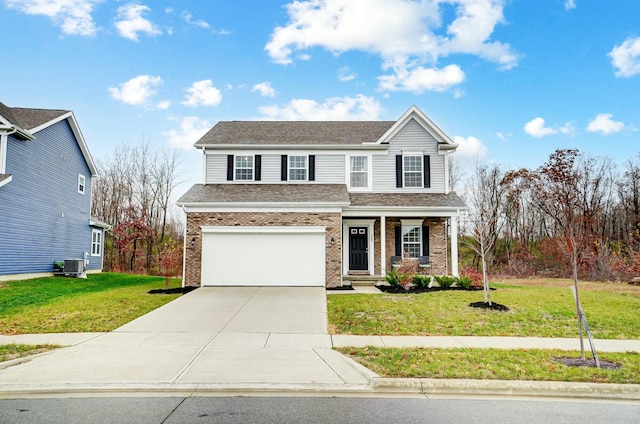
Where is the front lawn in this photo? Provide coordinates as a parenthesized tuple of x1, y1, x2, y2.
(0, 273, 182, 334)
(338, 347, 640, 384)
(327, 279, 640, 339)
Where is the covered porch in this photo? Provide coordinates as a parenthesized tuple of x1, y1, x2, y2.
(340, 193, 466, 286)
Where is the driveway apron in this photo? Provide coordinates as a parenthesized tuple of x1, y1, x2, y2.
(0, 287, 375, 392)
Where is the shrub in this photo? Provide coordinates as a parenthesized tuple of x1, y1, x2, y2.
(434, 275, 457, 289)
(385, 267, 402, 286)
(460, 266, 483, 287)
(456, 275, 473, 290)
(412, 274, 432, 288)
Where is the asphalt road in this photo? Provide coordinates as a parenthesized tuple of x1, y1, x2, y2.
(1, 396, 639, 424)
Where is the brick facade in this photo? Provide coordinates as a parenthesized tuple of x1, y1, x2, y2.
(384, 217, 448, 275)
(185, 211, 342, 288)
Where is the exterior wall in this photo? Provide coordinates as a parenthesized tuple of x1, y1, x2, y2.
(0, 119, 99, 276)
(383, 217, 448, 275)
(204, 153, 345, 184)
(373, 118, 446, 193)
(185, 211, 342, 287)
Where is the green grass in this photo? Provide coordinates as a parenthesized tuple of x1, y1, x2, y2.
(328, 279, 640, 339)
(0, 344, 60, 362)
(338, 347, 640, 384)
(0, 273, 182, 334)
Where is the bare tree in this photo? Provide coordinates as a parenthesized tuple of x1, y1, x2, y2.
(461, 164, 506, 305)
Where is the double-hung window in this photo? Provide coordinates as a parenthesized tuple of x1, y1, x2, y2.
(289, 155, 308, 181)
(91, 229, 102, 256)
(235, 155, 254, 181)
(349, 156, 368, 188)
(402, 225, 422, 258)
(403, 155, 423, 188)
(78, 174, 86, 194)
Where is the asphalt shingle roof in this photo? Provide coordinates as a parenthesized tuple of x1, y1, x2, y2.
(194, 121, 396, 146)
(0, 101, 68, 131)
(178, 183, 466, 210)
(178, 184, 351, 204)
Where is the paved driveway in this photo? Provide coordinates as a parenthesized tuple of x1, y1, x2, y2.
(0, 287, 376, 392)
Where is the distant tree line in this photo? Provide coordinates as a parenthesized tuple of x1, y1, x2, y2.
(91, 142, 184, 277)
(458, 148, 640, 282)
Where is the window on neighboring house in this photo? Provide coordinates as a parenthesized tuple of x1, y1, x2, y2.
(349, 156, 368, 188)
(234, 155, 254, 181)
(289, 155, 308, 181)
(403, 155, 423, 188)
(402, 225, 422, 258)
(78, 174, 86, 194)
(91, 229, 102, 256)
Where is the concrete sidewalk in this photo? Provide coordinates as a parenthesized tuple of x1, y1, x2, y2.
(0, 287, 639, 400)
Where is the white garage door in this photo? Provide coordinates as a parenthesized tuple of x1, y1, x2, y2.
(201, 226, 326, 286)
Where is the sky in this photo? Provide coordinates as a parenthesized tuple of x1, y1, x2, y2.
(1, 0, 639, 197)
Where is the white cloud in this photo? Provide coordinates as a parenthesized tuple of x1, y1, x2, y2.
(453, 135, 487, 163)
(265, 0, 518, 93)
(5, 0, 100, 36)
(163, 116, 211, 150)
(108, 75, 162, 105)
(181, 11, 209, 29)
(564, 0, 576, 11)
(378, 64, 465, 93)
(114, 3, 161, 41)
(338, 66, 357, 82)
(609, 36, 640, 77)
(586, 113, 626, 134)
(258, 95, 383, 120)
(524, 117, 558, 138)
(182, 80, 222, 107)
(252, 82, 276, 98)
(156, 100, 171, 110)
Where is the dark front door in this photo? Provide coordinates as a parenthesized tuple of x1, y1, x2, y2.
(349, 227, 368, 271)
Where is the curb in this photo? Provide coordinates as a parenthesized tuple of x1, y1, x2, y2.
(372, 378, 640, 400)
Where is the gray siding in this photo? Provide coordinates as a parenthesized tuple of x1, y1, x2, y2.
(373, 118, 446, 192)
(204, 153, 345, 183)
(0, 119, 99, 275)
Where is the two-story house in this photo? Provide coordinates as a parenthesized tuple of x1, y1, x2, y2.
(177, 105, 466, 288)
(0, 101, 108, 280)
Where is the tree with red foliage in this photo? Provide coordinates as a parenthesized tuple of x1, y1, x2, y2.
(112, 206, 154, 272)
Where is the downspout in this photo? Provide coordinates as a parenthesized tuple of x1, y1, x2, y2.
(181, 206, 188, 288)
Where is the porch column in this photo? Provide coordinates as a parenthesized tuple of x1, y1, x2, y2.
(450, 215, 459, 276)
(380, 215, 386, 275)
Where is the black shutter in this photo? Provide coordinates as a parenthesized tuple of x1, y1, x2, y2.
(396, 155, 403, 188)
(422, 225, 429, 256)
(395, 226, 402, 256)
(423, 155, 431, 188)
(308, 155, 315, 181)
(255, 155, 262, 181)
(281, 155, 288, 181)
(227, 155, 234, 181)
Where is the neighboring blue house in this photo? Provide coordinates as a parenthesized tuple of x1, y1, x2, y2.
(0, 101, 108, 280)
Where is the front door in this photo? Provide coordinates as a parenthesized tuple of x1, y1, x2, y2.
(349, 227, 368, 271)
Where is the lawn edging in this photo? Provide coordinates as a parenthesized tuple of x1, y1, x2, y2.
(372, 377, 640, 400)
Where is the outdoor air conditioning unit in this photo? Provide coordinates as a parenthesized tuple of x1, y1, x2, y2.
(63, 259, 85, 275)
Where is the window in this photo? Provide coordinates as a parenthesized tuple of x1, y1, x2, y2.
(91, 229, 102, 256)
(289, 155, 308, 181)
(403, 155, 423, 188)
(235, 155, 254, 181)
(349, 156, 368, 188)
(402, 225, 422, 258)
(78, 174, 86, 194)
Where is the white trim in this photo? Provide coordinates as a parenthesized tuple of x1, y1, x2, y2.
(91, 229, 102, 256)
(402, 154, 423, 188)
(342, 219, 375, 275)
(234, 154, 255, 181)
(181, 205, 345, 213)
(400, 221, 423, 259)
(380, 215, 386, 275)
(0, 133, 7, 174)
(199, 145, 389, 152)
(346, 154, 372, 191)
(450, 215, 459, 276)
(201, 225, 326, 235)
(78, 173, 86, 194)
(288, 154, 308, 181)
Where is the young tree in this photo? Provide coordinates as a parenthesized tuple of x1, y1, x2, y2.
(516, 149, 599, 365)
(461, 164, 506, 305)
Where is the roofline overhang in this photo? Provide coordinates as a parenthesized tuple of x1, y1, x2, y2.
(90, 219, 113, 230)
(0, 124, 35, 140)
(343, 205, 467, 217)
(177, 201, 350, 208)
(196, 144, 389, 151)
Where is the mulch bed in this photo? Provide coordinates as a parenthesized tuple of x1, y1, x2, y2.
(468, 301, 510, 311)
(327, 286, 355, 291)
(376, 285, 489, 294)
(148, 287, 198, 295)
(554, 357, 621, 369)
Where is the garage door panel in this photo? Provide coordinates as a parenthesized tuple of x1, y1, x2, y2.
(201, 227, 325, 286)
